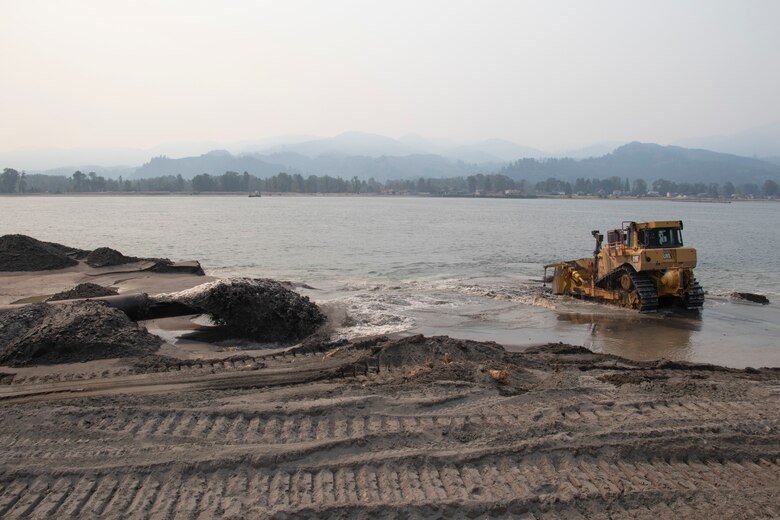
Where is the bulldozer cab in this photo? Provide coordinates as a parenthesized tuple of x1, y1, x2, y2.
(597, 221, 686, 256)
(629, 221, 685, 249)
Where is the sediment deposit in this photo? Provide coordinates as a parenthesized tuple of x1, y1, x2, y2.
(0, 300, 162, 367)
(157, 278, 325, 342)
(46, 282, 119, 302)
(0, 335, 777, 518)
(0, 235, 79, 271)
(85, 246, 141, 268)
(0, 235, 205, 278)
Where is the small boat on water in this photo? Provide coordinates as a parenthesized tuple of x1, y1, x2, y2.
(248, 191, 262, 198)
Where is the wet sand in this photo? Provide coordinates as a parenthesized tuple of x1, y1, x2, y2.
(1, 263, 779, 518)
(394, 283, 780, 369)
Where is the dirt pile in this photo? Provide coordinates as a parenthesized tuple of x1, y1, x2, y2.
(149, 259, 206, 275)
(361, 334, 506, 367)
(0, 234, 204, 275)
(297, 335, 534, 393)
(0, 301, 161, 366)
(85, 246, 205, 275)
(85, 247, 140, 267)
(157, 278, 325, 342)
(0, 234, 79, 271)
(46, 282, 119, 301)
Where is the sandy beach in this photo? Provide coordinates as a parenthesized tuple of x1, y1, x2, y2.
(0, 241, 778, 518)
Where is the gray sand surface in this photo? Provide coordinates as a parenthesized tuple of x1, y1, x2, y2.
(0, 334, 777, 518)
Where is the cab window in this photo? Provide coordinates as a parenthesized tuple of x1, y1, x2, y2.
(645, 227, 683, 248)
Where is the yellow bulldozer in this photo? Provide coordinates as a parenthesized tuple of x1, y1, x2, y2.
(544, 220, 704, 312)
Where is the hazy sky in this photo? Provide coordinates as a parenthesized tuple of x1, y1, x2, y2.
(1, 0, 779, 152)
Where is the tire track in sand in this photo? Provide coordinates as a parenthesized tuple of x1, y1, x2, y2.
(0, 455, 777, 518)
(48, 396, 778, 446)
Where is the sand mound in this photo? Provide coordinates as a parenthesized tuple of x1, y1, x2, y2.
(46, 283, 119, 302)
(85, 247, 140, 268)
(0, 301, 161, 367)
(148, 259, 205, 275)
(0, 235, 201, 275)
(361, 334, 505, 368)
(85, 247, 205, 275)
(0, 234, 78, 271)
(157, 278, 324, 342)
(305, 335, 535, 393)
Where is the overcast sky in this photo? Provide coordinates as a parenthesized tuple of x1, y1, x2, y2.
(1, 0, 778, 153)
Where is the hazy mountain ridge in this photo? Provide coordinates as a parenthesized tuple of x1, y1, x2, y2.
(257, 132, 550, 163)
(134, 151, 486, 181)
(5, 131, 780, 185)
(498, 142, 780, 184)
(555, 142, 626, 159)
(129, 141, 780, 185)
(135, 152, 285, 180)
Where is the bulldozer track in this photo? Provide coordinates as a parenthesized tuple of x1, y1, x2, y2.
(685, 280, 705, 309)
(0, 337, 777, 518)
(8, 397, 768, 448)
(0, 454, 776, 518)
(0, 350, 376, 404)
(1, 377, 778, 518)
(627, 270, 658, 313)
(0, 349, 335, 387)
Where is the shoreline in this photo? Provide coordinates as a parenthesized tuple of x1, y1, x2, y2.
(1, 238, 778, 517)
(1, 191, 776, 202)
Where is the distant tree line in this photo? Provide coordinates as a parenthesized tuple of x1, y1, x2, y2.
(541, 176, 777, 197)
(1, 167, 778, 198)
(1, 168, 148, 193)
(1, 168, 26, 193)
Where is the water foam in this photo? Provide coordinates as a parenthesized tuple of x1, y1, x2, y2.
(406, 278, 560, 310)
(329, 292, 416, 339)
(323, 277, 563, 339)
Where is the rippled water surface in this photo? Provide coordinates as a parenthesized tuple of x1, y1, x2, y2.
(2, 195, 779, 367)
